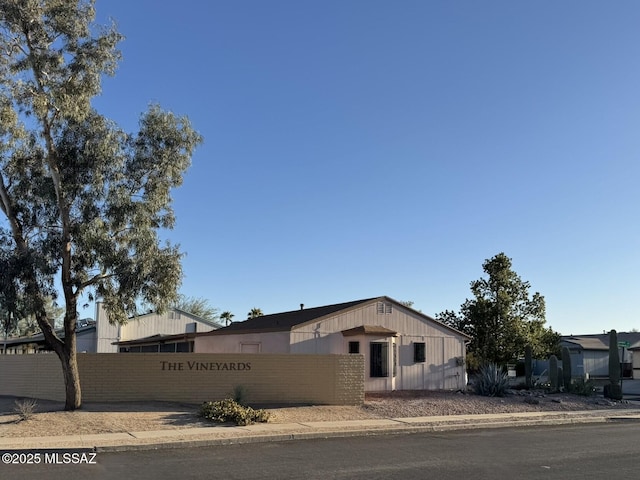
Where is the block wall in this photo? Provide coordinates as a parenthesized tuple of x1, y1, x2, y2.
(0, 353, 364, 406)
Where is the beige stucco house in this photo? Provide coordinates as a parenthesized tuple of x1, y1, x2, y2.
(195, 296, 470, 392)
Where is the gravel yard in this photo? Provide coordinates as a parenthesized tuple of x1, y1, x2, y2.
(0, 390, 636, 439)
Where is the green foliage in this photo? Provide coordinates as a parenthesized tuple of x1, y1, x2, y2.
(562, 347, 572, 390)
(549, 355, 559, 392)
(247, 308, 264, 319)
(604, 384, 623, 401)
(605, 330, 623, 400)
(220, 311, 234, 326)
(570, 377, 595, 397)
(231, 385, 249, 405)
(199, 399, 270, 426)
(436, 253, 560, 365)
(608, 330, 620, 385)
(0, 0, 202, 410)
(524, 345, 533, 389)
(473, 363, 509, 397)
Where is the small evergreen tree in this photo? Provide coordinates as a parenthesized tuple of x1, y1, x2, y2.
(524, 345, 533, 389)
(549, 355, 559, 392)
(604, 330, 622, 400)
(561, 346, 572, 391)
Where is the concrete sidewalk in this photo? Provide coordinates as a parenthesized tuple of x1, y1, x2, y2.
(2, 409, 640, 452)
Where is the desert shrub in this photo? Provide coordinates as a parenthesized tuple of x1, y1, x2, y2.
(13, 398, 38, 421)
(231, 385, 249, 405)
(473, 363, 509, 397)
(570, 377, 596, 397)
(200, 399, 270, 426)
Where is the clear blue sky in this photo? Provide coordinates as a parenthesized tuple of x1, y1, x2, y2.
(87, 0, 639, 335)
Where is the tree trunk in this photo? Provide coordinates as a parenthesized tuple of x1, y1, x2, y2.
(32, 293, 82, 411)
(60, 347, 82, 410)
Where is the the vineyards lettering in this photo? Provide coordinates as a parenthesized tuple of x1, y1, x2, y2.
(160, 361, 251, 371)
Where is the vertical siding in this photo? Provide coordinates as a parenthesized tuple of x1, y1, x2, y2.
(291, 301, 467, 391)
(95, 303, 217, 353)
(95, 302, 119, 353)
(583, 351, 609, 376)
(120, 312, 212, 340)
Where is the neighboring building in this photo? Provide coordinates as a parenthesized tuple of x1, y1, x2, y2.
(0, 321, 97, 354)
(561, 332, 640, 379)
(195, 296, 470, 392)
(0, 303, 219, 354)
(95, 301, 220, 353)
(631, 344, 640, 380)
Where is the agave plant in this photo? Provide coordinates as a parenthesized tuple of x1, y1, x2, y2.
(474, 363, 509, 397)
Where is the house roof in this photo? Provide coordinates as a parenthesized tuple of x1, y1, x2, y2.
(198, 296, 471, 339)
(113, 332, 197, 347)
(341, 325, 397, 337)
(1, 324, 96, 348)
(562, 337, 609, 351)
(562, 332, 640, 351)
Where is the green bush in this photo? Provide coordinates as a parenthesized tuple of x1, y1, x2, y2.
(231, 385, 249, 405)
(570, 377, 596, 397)
(603, 384, 623, 401)
(199, 399, 270, 426)
(473, 363, 509, 397)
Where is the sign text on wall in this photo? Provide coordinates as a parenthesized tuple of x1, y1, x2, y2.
(160, 361, 251, 371)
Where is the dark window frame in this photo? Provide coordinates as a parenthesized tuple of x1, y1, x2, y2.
(414, 342, 426, 363)
(370, 342, 389, 377)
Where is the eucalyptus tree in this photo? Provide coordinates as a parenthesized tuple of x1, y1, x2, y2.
(0, 0, 202, 409)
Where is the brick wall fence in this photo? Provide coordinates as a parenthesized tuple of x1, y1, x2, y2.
(0, 353, 365, 405)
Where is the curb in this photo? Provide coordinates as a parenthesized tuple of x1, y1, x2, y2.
(94, 414, 620, 453)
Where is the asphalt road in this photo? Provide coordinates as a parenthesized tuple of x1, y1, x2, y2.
(1, 422, 638, 480)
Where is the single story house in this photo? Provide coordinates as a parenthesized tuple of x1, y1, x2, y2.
(561, 332, 640, 379)
(195, 296, 470, 392)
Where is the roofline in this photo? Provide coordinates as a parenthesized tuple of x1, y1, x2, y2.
(196, 296, 472, 340)
(128, 307, 221, 328)
(113, 332, 198, 346)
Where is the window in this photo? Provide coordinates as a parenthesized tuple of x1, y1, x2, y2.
(348, 341, 360, 354)
(414, 342, 426, 363)
(370, 342, 389, 377)
(376, 302, 392, 314)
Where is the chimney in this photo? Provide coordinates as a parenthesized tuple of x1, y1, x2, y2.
(300, 303, 304, 310)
